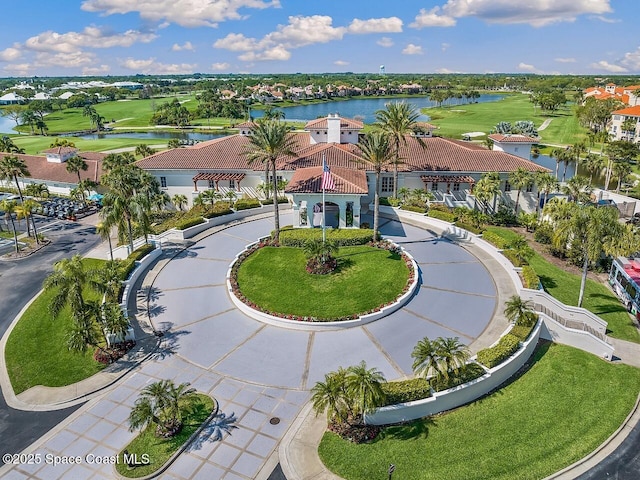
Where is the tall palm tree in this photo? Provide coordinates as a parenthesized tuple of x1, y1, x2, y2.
(95, 221, 114, 261)
(504, 295, 535, 324)
(508, 167, 532, 215)
(549, 148, 563, 180)
(83, 104, 97, 131)
(0, 199, 19, 253)
(374, 101, 424, 199)
(16, 198, 40, 244)
(65, 155, 88, 200)
(43, 255, 89, 320)
(311, 368, 351, 424)
(244, 120, 296, 243)
(612, 161, 632, 193)
(558, 148, 574, 183)
(434, 337, 470, 381)
(584, 153, 606, 185)
(356, 131, 396, 241)
(562, 175, 592, 203)
(345, 361, 386, 417)
(411, 337, 441, 380)
(65, 301, 104, 354)
(90, 260, 125, 302)
(0, 155, 30, 201)
(534, 172, 557, 216)
(172, 194, 188, 211)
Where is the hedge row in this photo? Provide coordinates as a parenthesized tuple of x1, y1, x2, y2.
(428, 209, 455, 222)
(476, 333, 521, 369)
(276, 228, 374, 247)
(260, 197, 289, 205)
(203, 208, 233, 219)
(401, 205, 428, 214)
(509, 324, 534, 342)
(501, 249, 526, 267)
(430, 362, 486, 392)
(234, 198, 262, 211)
(522, 265, 541, 289)
(455, 221, 484, 235)
(119, 243, 156, 300)
(482, 230, 509, 249)
(380, 378, 431, 406)
(175, 217, 206, 230)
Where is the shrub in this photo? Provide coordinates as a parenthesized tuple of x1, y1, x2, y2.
(501, 249, 525, 267)
(455, 221, 484, 235)
(260, 196, 289, 205)
(379, 197, 391, 206)
(510, 324, 534, 342)
(534, 222, 554, 244)
(428, 209, 455, 222)
(522, 265, 540, 289)
(277, 228, 374, 247)
(431, 363, 486, 392)
(429, 204, 451, 213)
(482, 230, 509, 249)
(175, 217, 206, 230)
(234, 197, 261, 211)
(490, 205, 518, 226)
(380, 378, 431, 406)
(402, 204, 428, 214)
(477, 333, 521, 368)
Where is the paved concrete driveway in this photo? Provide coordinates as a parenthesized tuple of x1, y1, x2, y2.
(1, 214, 498, 480)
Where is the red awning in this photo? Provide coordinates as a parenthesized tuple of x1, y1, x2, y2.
(193, 172, 246, 182)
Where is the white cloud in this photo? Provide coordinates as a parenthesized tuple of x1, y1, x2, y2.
(590, 60, 627, 73)
(410, 7, 456, 28)
(211, 62, 230, 71)
(81, 0, 281, 28)
(24, 26, 157, 53)
(412, 0, 612, 28)
(172, 41, 194, 52)
(377, 37, 394, 48)
(621, 47, 640, 71)
(348, 17, 402, 34)
(590, 15, 620, 23)
(3, 63, 32, 75)
(213, 33, 262, 52)
(120, 57, 197, 74)
(441, 43, 450, 51)
(517, 62, 537, 72)
(334, 60, 349, 66)
(83, 64, 111, 75)
(436, 67, 462, 74)
(0, 47, 21, 62)
(268, 15, 346, 47)
(555, 57, 576, 63)
(402, 44, 423, 55)
(34, 51, 97, 68)
(238, 45, 291, 62)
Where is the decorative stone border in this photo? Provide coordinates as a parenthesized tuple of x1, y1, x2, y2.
(226, 238, 420, 331)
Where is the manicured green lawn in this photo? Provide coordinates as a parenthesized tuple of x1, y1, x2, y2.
(485, 226, 640, 343)
(115, 393, 215, 478)
(5, 258, 107, 394)
(319, 343, 640, 480)
(12, 134, 166, 155)
(236, 245, 410, 319)
(426, 94, 587, 145)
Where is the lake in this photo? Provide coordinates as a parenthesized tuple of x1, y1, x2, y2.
(75, 131, 226, 141)
(250, 94, 503, 123)
(0, 115, 17, 134)
(531, 154, 606, 188)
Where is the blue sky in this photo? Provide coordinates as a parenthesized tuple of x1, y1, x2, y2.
(0, 0, 637, 77)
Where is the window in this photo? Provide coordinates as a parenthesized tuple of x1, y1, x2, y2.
(208, 179, 215, 189)
(526, 182, 534, 193)
(504, 180, 511, 192)
(381, 177, 392, 193)
(229, 179, 236, 189)
(453, 182, 460, 191)
(160, 176, 167, 188)
(431, 182, 438, 192)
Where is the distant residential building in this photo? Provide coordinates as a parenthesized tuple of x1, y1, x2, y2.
(0, 92, 25, 105)
(584, 83, 640, 106)
(488, 134, 537, 160)
(610, 105, 640, 142)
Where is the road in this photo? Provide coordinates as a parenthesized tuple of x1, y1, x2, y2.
(0, 215, 101, 465)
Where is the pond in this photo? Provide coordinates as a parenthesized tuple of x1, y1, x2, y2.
(250, 94, 504, 124)
(0, 115, 18, 134)
(530, 154, 606, 188)
(75, 131, 227, 141)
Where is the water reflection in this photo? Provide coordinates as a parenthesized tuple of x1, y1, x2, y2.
(530, 154, 606, 188)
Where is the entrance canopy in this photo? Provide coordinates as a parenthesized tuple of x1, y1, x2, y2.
(286, 166, 368, 194)
(420, 175, 476, 184)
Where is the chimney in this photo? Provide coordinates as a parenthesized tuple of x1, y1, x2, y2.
(327, 114, 341, 144)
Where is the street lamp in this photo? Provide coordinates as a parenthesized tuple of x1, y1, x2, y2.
(388, 463, 395, 480)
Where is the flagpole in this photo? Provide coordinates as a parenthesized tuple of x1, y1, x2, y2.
(322, 154, 326, 244)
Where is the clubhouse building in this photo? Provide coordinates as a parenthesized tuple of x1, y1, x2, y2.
(136, 114, 547, 228)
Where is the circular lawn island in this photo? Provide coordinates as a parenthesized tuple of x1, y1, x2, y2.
(234, 244, 411, 321)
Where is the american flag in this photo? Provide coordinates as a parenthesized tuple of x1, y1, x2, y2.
(321, 156, 336, 191)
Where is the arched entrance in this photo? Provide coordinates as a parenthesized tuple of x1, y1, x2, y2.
(312, 202, 340, 228)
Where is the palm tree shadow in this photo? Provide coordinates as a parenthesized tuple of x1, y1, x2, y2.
(382, 417, 436, 441)
(138, 285, 162, 302)
(149, 328, 190, 360)
(188, 410, 238, 451)
(538, 274, 557, 289)
(146, 303, 166, 318)
(335, 258, 355, 272)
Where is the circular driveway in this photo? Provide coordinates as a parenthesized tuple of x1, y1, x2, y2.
(1, 213, 500, 480)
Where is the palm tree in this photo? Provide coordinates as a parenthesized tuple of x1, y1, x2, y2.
(549, 148, 563, 180)
(303, 238, 338, 263)
(0, 199, 19, 253)
(508, 167, 532, 215)
(612, 161, 632, 193)
(411, 337, 441, 380)
(172, 194, 188, 211)
(504, 295, 535, 325)
(345, 361, 386, 417)
(128, 380, 197, 436)
(356, 131, 396, 241)
(584, 153, 606, 185)
(562, 175, 592, 203)
(95, 221, 114, 261)
(0, 155, 30, 201)
(397, 186, 410, 203)
(198, 189, 219, 209)
(374, 101, 424, 199)
(534, 172, 557, 216)
(508, 235, 535, 265)
(244, 120, 296, 243)
(43, 255, 89, 320)
(65, 156, 88, 200)
(434, 337, 470, 381)
(24, 182, 49, 200)
(20, 110, 37, 135)
(0, 136, 25, 153)
(311, 368, 350, 424)
(83, 104, 97, 131)
(65, 301, 104, 354)
(90, 260, 125, 302)
(135, 144, 156, 158)
(558, 148, 574, 183)
(16, 198, 40, 244)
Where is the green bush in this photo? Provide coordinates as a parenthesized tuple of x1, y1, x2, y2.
(429, 204, 451, 213)
(260, 196, 289, 205)
(277, 228, 374, 247)
(428, 209, 455, 222)
(455, 221, 484, 235)
(502, 249, 526, 267)
(534, 222, 554, 244)
(522, 265, 541, 289)
(121, 243, 156, 285)
(402, 204, 428, 214)
(481, 230, 509, 249)
(380, 378, 431, 406)
(234, 198, 261, 211)
(477, 333, 521, 369)
(510, 324, 534, 342)
(176, 217, 206, 230)
(431, 363, 486, 392)
(379, 197, 391, 206)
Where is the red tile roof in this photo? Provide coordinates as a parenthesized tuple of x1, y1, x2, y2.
(304, 117, 364, 130)
(136, 133, 548, 175)
(285, 166, 368, 194)
(43, 146, 78, 155)
(0, 152, 105, 184)
(613, 105, 640, 117)
(489, 134, 537, 143)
